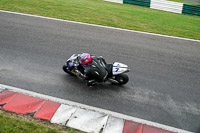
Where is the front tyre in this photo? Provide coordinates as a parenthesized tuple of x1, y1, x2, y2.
(115, 74, 129, 85)
(63, 65, 75, 76)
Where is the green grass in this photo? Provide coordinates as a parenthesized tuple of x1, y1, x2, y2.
(168, 0, 200, 5)
(0, 0, 200, 40)
(0, 110, 82, 133)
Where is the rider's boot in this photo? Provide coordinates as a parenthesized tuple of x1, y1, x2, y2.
(86, 79, 97, 87)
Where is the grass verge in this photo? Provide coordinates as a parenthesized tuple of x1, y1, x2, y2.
(0, 0, 200, 40)
(168, 0, 200, 5)
(0, 109, 83, 133)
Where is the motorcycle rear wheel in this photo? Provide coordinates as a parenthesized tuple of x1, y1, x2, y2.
(115, 73, 129, 85)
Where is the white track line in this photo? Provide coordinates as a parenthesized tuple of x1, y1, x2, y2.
(0, 10, 199, 43)
(0, 84, 192, 133)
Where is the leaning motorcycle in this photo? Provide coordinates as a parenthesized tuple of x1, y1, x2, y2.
(63, 54, 129, 86)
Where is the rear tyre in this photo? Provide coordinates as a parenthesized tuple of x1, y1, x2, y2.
(115, 74, 129, 85)
(63, 65, 75, 76)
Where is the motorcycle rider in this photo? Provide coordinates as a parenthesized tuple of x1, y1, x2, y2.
(68, 53, 108, 87)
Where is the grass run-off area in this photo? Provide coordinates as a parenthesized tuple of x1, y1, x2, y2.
(168, 0, 200, 5)
(0, 0, 200, 40)
(0, 110, 83, 133)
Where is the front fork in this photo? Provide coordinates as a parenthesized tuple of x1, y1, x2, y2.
(66, 61, 86, 79)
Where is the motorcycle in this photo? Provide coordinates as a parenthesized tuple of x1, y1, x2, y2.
(63, 54, 129, 86)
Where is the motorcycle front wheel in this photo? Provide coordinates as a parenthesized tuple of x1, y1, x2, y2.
(63, 65, 75, 76)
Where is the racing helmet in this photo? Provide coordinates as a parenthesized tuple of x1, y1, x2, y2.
(79, 53, 92, 65)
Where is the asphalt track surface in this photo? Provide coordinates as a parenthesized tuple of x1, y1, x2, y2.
(0, 11, 200, 132)
(186, 0, 200, 3)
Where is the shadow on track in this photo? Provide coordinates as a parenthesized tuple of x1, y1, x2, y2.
(61, 74, 129, 92)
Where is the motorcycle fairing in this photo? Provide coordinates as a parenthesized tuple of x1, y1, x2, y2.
(67, 54, 79, 62)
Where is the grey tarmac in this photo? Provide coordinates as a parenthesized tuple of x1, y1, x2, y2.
(0, 11, 200, 132)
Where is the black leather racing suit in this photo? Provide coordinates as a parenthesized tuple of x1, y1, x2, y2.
(75, 56, 108, 86)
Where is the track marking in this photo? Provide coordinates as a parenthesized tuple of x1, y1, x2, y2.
(0, 10, 199, 43)
(0, 84, 193, 133)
